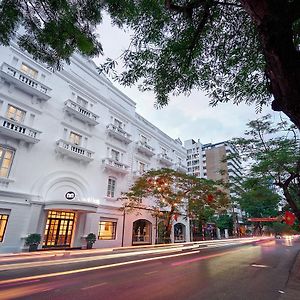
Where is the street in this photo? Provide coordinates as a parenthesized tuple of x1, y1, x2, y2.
(0, 237, 299, 300)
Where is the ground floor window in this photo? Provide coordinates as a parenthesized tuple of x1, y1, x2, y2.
(0, 214, 9, 242)
(98, 221, 117, 240)
(132, 219, 152, 245)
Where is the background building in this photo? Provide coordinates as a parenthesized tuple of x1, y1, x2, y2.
(185, 139, 244, 237)
(0, 42, 188, 253)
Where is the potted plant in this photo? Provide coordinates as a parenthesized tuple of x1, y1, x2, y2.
(85, 233, 96, 249)
(25, 233, 41, 252)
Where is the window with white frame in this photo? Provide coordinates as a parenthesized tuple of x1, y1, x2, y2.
(138, 161, 146, 173)
(140, 135, 147, 144)
(107, 177, 116, 198)
(69, 132, 82, 145)
(161, 147, 167, 155)
(6, 105, 26, 123)
(76, 96, 88, 107)
(0, 146, 15, 178)
(114, 119, 123, 128)
(98, 220, 117, 240)
(111, 149, 120, 161)
(20, 63, 38, 79)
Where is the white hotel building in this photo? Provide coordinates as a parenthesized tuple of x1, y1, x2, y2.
(0, 43, 188, 253)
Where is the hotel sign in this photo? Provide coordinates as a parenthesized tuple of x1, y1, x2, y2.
(65, 191, 75, 200)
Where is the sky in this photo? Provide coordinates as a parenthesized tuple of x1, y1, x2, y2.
(94, 15, 281, 145)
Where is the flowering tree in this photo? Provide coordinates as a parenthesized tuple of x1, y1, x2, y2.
(123, 168, 228, 243)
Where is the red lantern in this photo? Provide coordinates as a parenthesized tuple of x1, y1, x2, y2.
(207, 194, 214, 202)
(174, 213, 178, 221)
(284, 211, 296, 226)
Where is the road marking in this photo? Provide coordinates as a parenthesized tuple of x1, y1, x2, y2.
(251, 264, 270, 268)
(144, 271, 158, 275)
(0, 251, 199, 286)
(81, 282, 108, 290)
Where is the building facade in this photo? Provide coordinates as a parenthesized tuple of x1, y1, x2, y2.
(185, 139, 244, 236)
(0, 42, 188, 253)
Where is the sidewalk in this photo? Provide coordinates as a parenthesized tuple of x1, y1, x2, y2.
(280, 249, 300, 300)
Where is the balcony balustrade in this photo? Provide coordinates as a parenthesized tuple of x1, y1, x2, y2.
(0, 63, 51, 100)
(136, 141, 155, 157)
(106, 124, 132, 144)
(64, 100, 99, 126)
(0, 116, 41, 143)
(56, 139, 94, 162)
(157, 153, 173, 166)
(102, 157, 129, 174)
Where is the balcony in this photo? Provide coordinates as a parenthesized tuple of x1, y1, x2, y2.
(64, 100, 99, 126)
(102, 158, 129, 174)
(136, 141, 155, 157)
(174, 163, 188, 173)
(157, 153, 173, 166)
(0, 63, 51, 101)
(56, 139, 94, 162)
(106, 124, 132, 144)
(0, 116, 41, 143)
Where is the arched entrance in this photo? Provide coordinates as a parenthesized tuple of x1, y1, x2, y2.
(174, 223, 186, 242)
(132, 219, 152, 245)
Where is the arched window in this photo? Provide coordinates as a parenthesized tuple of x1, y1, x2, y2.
(132, 219, 152, 245)
(174, 223, 186, 242)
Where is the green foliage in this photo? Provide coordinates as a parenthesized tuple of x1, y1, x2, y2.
(214, 214, 233, 231)
(25, 233, 41, 246)
(104, 0, 269, 109)
(123, 168, 229, 242)
(85, 233, 96, 244)
(0, 0, 104, 69)
(232, 115, 300, 221)
(236, 177, 280, 218)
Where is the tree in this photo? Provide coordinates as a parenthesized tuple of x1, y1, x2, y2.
(123, 168, 228, 243)
(235, 177, 281, 234)
(1, 1, 300, 127)
(232, 115, 300, 221)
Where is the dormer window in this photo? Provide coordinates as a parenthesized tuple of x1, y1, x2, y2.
(20, 63, 38, 79)
(114, 119, 123, 129)
(69, 131, 81, 146)
(140, 135, 147, 144)
(6, 105, 25, 123)
(76, 96, 88, 108)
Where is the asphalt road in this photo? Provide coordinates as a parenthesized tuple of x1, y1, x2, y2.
(0, 237, 299, 300)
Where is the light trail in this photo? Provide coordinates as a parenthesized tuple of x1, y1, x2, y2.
(0, 237, 269, 272)
(0, 251, 201, 287)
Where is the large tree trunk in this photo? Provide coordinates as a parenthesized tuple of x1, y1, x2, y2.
(241, 0, 300, 128)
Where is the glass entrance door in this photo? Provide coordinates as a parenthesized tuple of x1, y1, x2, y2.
(43, 211, 75, 247)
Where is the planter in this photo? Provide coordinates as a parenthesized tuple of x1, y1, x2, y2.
(29, 244, 39, 252)
(86, 243, 93, 249)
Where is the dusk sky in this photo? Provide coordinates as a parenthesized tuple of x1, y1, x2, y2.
(95, 15, 281, 144)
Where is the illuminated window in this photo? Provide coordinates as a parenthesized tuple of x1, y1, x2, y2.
(0, 214, 9, 242)
(20, 63, 38, 79)
(98, 221, 117, 240)
(6, 105, 26, 123)
(107, 177, 116, 198)
(0, 146, 15, 178)
(69, 132, 81, 145)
